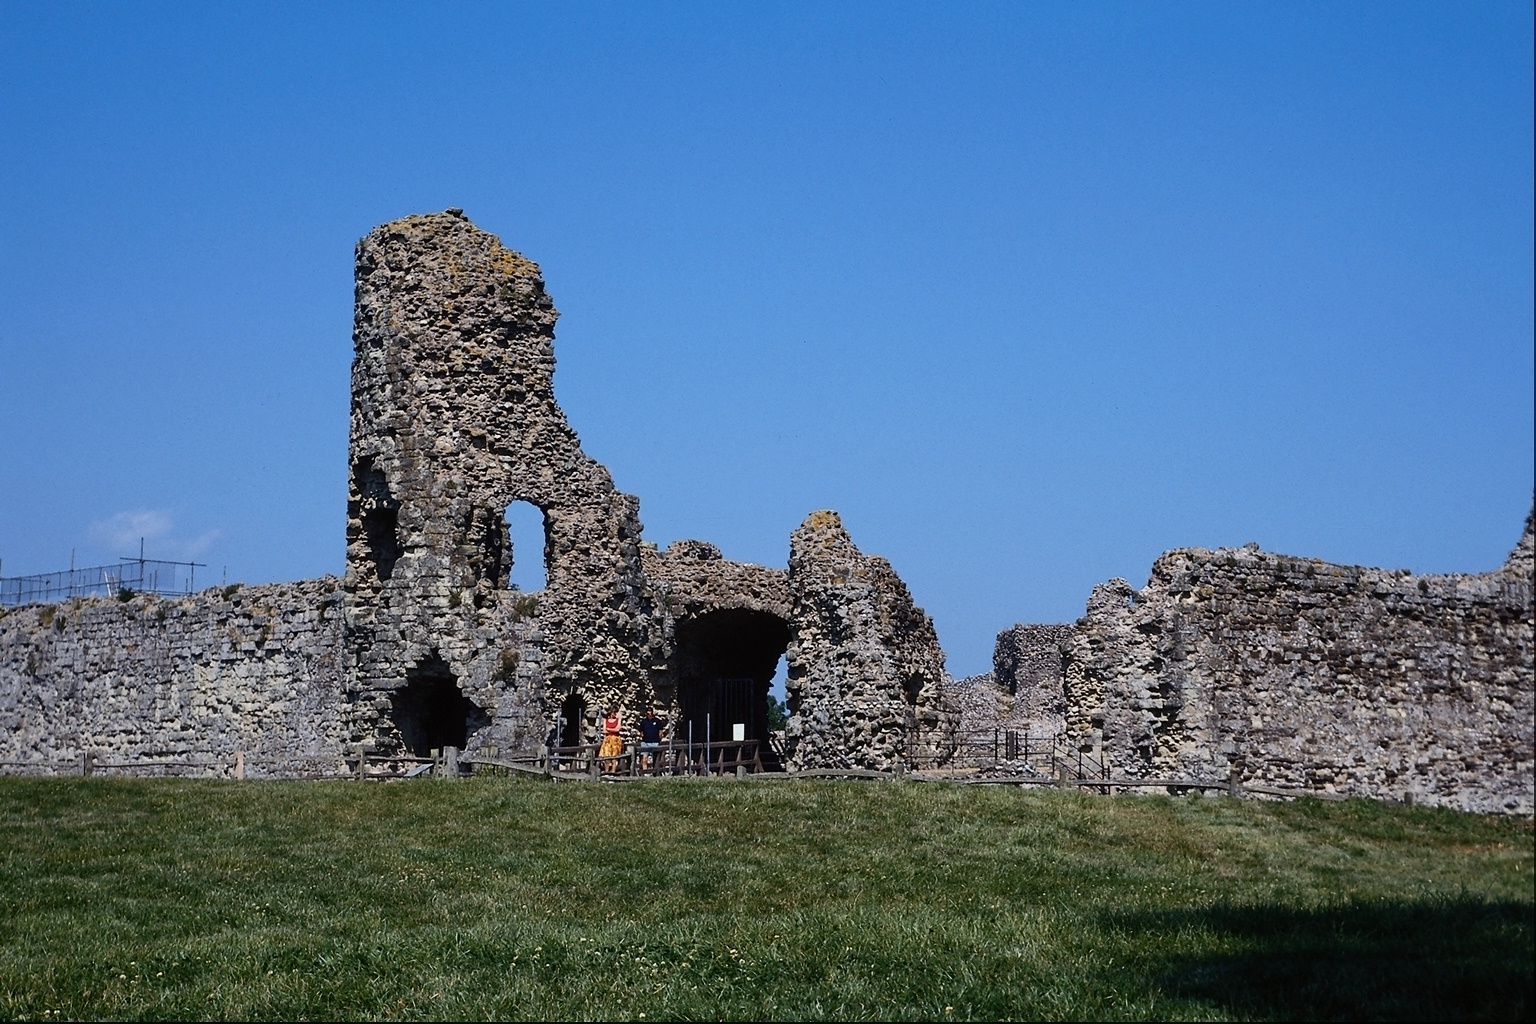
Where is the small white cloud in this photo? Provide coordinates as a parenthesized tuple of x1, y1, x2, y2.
(85, 511, 219, 562)
(87, 510, 173, 554)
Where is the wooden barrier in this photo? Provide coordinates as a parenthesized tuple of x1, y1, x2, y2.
(0, 752, 1381, 804)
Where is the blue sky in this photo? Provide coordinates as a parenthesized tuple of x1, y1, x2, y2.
(1, 2, 1531, 676)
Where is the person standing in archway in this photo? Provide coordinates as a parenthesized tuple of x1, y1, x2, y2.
(638, 707, 663, 773)
(599, 706, 624, 773)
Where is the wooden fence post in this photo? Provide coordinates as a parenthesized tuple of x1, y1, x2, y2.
(1056, 765, 1070, 789)
(1226, 768, 1242, 798)
(445, 746, 459, 779)
(234, 750, 245, 780)
(356, 745, 367, 781)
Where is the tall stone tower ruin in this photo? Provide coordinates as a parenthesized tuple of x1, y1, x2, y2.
(341, 209, 957, 767)
(344, 210, 659, 755)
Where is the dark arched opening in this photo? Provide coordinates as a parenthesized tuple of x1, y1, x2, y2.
(351, 458, 401, 583)
(390, 653, 489, 756)
(558, 691, 587, 748)
(673, 608, 789, 761)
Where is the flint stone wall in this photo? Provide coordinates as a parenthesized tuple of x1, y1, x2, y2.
(784, 511, 958, 770)
(642, 541, 791, 623)
(346, 211, 659, 751)
(0, 580, 347, 774)
(0, 210, 961, 773)
(992, 623, 1074, 731)
(1058, 515, 1535, 813)
(342, 211, 954, 765)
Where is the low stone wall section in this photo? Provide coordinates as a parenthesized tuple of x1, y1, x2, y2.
(991, 622, 1073, 731)
(784, 511, 958, 770)
(1060, 515, 1534, 813)
(0, 579, 347, 774)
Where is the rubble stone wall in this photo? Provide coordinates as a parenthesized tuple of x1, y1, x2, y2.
(783, 511, 958, 770)
(0, 580, 348, 774)
(0, 210, 963, 773)
(341, 211, 956, 765)
(345, 211, 656, 753)
(1060, 514, 1534, 813)
(992, 622, 1073, 730)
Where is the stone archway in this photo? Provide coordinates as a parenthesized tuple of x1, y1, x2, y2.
(389, 653, 490, 756)
(672, 608, 789, 751)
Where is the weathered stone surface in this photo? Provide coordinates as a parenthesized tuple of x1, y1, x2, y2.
(0, 210, 962, 773)
(2, 206, 1526, 805)
(345, 211, 657, 755)
(0, 580, 346, 774)
(340, 211, 954, 765)
(642, 540, 791, 623)
(639, 540, 793, 750)
(3, 208, 1527, 805)
(783, 511, 958, 770)
(1054, 513, 1534, 812)
(992, 622, 1073, 729)
(0, 209, 986, 777)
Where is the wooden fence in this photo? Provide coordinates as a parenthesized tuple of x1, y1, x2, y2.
(0, 746, 1364, 803)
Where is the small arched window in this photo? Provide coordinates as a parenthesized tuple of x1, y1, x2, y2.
(502, 500, 548, 592)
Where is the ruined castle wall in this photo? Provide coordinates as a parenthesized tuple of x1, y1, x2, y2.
(991, 622, 1073, 731)
(346, 211, 657, 753)
(343, 211, 968, 760)
(642, 541, 791, 623)
(0, 580, 348, 774)
(0, 210, 965, 772)
(783, 511, 957, 770)
(1061, 515, 1535, 813)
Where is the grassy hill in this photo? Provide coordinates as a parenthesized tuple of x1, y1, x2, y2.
(0, 777, 1529, 1021)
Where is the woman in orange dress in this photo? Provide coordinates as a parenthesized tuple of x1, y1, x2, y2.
(598, 706, 624, 773)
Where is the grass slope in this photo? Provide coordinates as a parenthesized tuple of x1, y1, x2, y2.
(0, 778, 1530, 1021)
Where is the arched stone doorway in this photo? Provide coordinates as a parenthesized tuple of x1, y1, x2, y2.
(671, 608, 789, 758)
(389, 653, 490, 756)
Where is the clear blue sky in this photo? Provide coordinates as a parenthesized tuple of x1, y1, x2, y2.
(1, 2, 1531, 676)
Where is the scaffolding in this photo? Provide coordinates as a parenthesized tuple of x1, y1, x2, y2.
(0, 553, 206, 606)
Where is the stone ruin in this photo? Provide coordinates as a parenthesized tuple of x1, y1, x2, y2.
(340, 210, 957, 770)
(968, 515, 1534, 813)
(0, 208, 1529, 810)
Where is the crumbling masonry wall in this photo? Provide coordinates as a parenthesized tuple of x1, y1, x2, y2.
(0, 580, 347, 773)
(0, 210, 960, 773)
(1, 207, 1525, 799)
(783, 511, 958, 770)
(991, 622, 1074, 731)
(345, 211, 660, 755)
(342, 211, 953, 765)
(1052, 513, 1534, 813)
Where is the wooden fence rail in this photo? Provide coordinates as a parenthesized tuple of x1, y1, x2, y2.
(0, 751, 1365, 803)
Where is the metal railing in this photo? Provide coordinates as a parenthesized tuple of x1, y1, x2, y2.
(0, 557, 206, 606)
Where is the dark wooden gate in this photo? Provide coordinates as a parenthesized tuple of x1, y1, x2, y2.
(679, 677, 762, 744)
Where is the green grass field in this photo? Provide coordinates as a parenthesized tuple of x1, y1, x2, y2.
(0, 778, 1529, 1021)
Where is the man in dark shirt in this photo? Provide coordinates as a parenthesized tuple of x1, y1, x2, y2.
(638, 707, 664, 771)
